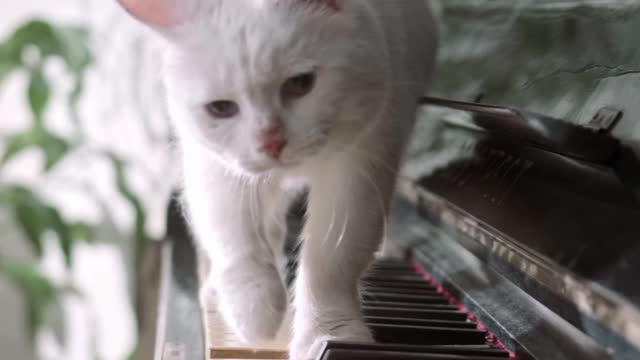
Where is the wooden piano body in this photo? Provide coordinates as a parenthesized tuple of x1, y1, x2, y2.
(152, 2, 640, 360)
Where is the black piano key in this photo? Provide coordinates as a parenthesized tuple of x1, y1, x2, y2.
(362, 274, 426, 282)
(367, 268, 420, 275)
(363, 292, 450, 304)
(366, 272, 423, 279)
(362, 278, 433, 286)
(368, 264, 416, 273)
(362, 276, 435, 288)
(363, 300, 458, 310)
(311, 260, 513, 360)
(365, 316, 478, 329)
(371, 259, 409, 266)
(363, 306, 468, 321)
(363, 286, 441, 296)
(367, 270, 417, 276)
(317, 341, 510, 360)
(370, 323, 487, 345)
(364, 272, 425, 279)
(322, 349, 506, 360)
(361, 280, 438, 290)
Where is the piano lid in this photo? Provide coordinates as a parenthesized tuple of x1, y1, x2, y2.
(399, 2, 640, 357)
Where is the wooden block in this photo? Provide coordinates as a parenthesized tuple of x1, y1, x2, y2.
(205, 291, 291, 359)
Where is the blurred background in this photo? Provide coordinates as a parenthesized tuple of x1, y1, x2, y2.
(0, 1, 175, 359)
(1, 1, 639, 360)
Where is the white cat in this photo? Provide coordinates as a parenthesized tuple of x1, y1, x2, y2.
(118, 0, 437, 358)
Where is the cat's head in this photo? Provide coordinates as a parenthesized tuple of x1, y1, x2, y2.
(119, 0, 387, 176)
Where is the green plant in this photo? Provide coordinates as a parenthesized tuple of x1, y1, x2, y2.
(0, 19, 153, 356)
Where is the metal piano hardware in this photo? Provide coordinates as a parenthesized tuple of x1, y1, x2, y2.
(586, 107, 624, 133)
(154, 94, 640, 360)
(419, 96, 622, 164)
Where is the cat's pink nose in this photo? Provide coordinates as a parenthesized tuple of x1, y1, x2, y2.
(261, 140, 287, 159)
(258, 126, 287, 159)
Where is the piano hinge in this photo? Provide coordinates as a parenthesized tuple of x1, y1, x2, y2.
(586, 107, 623, 132)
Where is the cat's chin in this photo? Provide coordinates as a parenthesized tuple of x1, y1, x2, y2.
(235, 159, 302, 177)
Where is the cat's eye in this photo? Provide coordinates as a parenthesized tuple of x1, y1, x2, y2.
(205, 100, 239, 119)
(281, 72, 316, 101)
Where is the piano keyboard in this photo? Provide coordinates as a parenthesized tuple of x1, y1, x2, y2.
(206, 258, 512, 360)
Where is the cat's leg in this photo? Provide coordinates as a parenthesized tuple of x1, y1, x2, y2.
(261, 182, 298, 281)
(290, 144, 402, 359)
(184, 161, 288, 343)
(376, 233, 404, 259)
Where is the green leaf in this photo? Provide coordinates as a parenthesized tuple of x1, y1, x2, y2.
(41, 131, 69, 171)
(52, 26, 92, 75)
(13, 202, 48, 256)
(0, 20, 92, 131)
(0, 46, 21, 84)
(70, 223, 94, 243)
(61, 28, 90, 133)
(106, 153, 148, 264)
(0, 129, 69, 171)
(0, 131, 41, 166)
(28, 69, 50, 123)
(1, 20, 91, 75)
(68, 77, 85, 131)
(1, 262, 59, 336)
(0, 186, 88, 265)
(3, 21, 56, 62)
(0, 186, 48, 256)
(0, 185, 24, 204)
(47, 207, 74, 266)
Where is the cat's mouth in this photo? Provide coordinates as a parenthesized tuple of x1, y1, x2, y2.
(237, 157, 298, 175)
(235, 139, 328, 175)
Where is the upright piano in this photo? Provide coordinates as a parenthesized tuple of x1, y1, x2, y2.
(152, 2, 640, 360)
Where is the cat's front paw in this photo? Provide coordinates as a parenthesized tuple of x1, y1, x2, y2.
(289, 318, 372, 360)
(216, 260, 287, 343)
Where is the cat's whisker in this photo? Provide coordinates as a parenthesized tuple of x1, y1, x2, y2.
(248, 180, 263, 246)
(334, 204, 351, 251)
(354, 166, 389, 240)
(350, 147, 398, 176)
(332, 170, 356, 251)
(321, 204, 337, 247)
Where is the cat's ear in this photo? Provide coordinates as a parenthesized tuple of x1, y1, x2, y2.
(117, 0, 198, 28)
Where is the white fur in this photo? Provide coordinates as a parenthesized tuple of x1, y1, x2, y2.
(121, 0, 437, 358)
